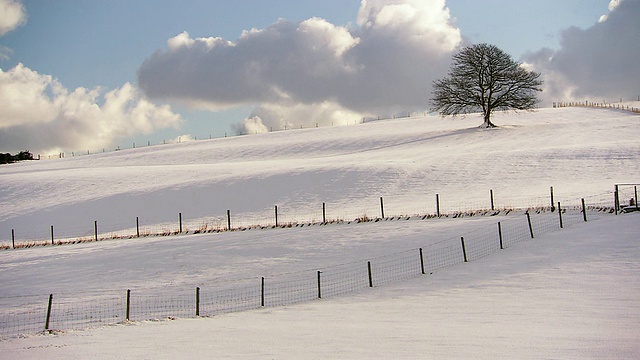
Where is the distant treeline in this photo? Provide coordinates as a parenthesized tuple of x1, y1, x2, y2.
(0, 151, 35, 164)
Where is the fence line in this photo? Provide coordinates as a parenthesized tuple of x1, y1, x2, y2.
(0, 196, 615, 338)
(1, 187, 615, 250)
(554, 100, 640, 114)
(36, 111, 428, 161)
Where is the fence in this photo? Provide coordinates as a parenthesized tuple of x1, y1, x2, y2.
(0, 195, 615, 338)
(36, 111, 427, 161)
(0, 186, 615, 250)
(554, 100, 640, 114)
(615, 183, 640, 214)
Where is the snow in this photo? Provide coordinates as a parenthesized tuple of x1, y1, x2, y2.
(1, 107, 640, 358)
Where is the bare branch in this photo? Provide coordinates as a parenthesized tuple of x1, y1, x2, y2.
(431, 43, 543, 127)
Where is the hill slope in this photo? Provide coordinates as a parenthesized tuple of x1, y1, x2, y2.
(1, 107, 638, 242)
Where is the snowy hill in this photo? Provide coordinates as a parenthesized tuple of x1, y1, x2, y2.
(1, 107, 640, 358)
(1, 107, 638, 242)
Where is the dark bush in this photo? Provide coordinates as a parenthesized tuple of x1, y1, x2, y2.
(0, 151, 35, 164)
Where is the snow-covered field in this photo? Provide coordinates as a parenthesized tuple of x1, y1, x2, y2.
(1, 107, 639, 358)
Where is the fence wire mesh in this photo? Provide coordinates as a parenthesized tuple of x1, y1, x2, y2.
(0, 203, 617, 338)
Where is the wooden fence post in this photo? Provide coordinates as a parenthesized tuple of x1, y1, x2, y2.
(550, 186, 555, 211)
(179, 212, 183, 233)
(461, 237, 468, 263)
(558, 202, 563, 229)
(526, 212, 534, 239)
(50, 225, 54, 245)
(380, 197, 385, 219)
(581, 198, 588, 222)
(94, 221, 98, 242)
(126, 289, 131, 321)
(322, 202, 326, 223)
(367, 261, 373, 287)
(275, 205, 278, 227)
(436, 194, 440, 217)
(136, 217, 140, 238)
(419, 248, 425, 274)
(227, 210, 231, 231)
(614, 185, 619, 215)
(11, 229, 15, 249)
(195, 287, 200, 317)
(261, 277, 265, 306)
(498, 222, 504, 250)
(317, 271, 322, 299)
(490, 189, 495, 210)
(44, 294, 53, 332)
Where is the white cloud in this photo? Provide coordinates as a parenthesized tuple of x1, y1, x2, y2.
(0, 0, 25, 36)
(526, 0, 639, 104)
(599, 0, 622, 22)
(232, 101, 363, 134)
(0, 64, 182, 154)
(137, 0, 461, 134)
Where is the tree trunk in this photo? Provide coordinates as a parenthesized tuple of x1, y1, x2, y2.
(482, 112, 496, 128)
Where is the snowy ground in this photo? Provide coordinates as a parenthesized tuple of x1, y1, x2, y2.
(2, 214, 639, 359)
(1, 107, 639, 358)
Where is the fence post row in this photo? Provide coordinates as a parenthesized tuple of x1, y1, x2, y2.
(5, 186, 608, 248)
(5, 196, 611, 336)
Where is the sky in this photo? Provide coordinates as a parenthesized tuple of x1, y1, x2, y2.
(0, 0, 637, 155)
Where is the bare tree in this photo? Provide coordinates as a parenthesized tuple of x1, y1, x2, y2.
(431, 43, 543, 128)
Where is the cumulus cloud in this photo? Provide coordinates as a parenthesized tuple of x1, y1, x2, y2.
(0, 0, 25, 36)
(233, 100, 363, 134)
(138, 0, 461, 134)
(525, 0, 640, 103)
(0, 64, 182, 154)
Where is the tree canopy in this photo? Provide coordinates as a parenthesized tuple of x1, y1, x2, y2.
(431, 43, 543, 127)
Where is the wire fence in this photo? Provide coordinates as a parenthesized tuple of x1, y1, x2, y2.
(0, 186, 616, 250)
(554, 100, 640, 114)
(0, 195, 617, 338)
(36, 111, 427, 161)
